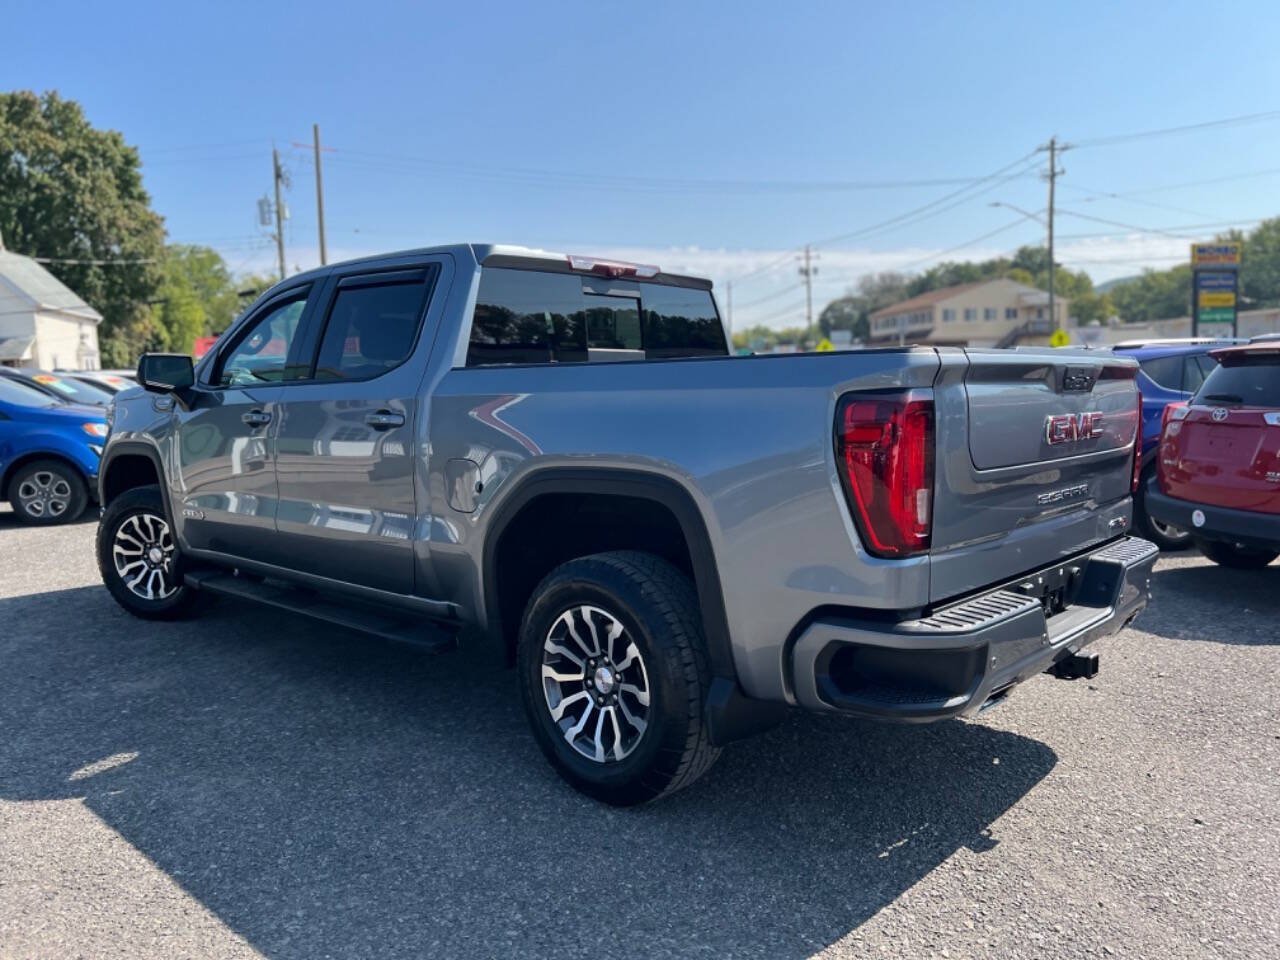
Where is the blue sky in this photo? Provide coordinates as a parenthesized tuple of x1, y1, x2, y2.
(6, 0, 1280, 328)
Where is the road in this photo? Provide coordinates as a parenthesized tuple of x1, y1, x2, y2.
(1, 506, 1277, 960)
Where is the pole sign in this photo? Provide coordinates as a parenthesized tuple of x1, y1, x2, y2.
(1191, 242, 1241, 337)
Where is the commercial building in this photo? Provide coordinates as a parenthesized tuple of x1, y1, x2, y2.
(867, 278, 1068, 348)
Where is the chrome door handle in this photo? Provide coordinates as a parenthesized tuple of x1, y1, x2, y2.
(241, 410, 272, 427)
(365, 410, 405, 429)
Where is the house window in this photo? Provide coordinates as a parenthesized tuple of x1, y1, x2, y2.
(983, 307, 997, 321)
(942, 309, 956, 323)
(1036, 308, 1044, 319)
(1005, 307, 1018, 320)
(963, 308, 977, 322)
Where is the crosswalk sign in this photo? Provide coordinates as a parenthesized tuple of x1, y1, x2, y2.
(1049, 329, 1070, 348)
(815, 338, 834, 352)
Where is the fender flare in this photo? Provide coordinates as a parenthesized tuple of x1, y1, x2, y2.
(481, 466, 788, 745)
(98, 441, 174, 523)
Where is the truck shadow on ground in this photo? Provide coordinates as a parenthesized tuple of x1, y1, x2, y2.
(0, 585, 1058, 960)
(1143, 559, 1279, 645)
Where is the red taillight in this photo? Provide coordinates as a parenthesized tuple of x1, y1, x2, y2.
(1131, 388, 1143, 493)
(836, 393, 934, 557)
(1156, 401, 1188, 492)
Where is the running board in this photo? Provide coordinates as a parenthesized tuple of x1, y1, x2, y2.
(184, 570, 457, 653)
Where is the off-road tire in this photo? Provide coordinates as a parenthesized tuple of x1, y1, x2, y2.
(517, 551, 721, 805)
(97, 485, 199, 619)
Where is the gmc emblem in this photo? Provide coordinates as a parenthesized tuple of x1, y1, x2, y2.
(1045, 411, 1104, 445)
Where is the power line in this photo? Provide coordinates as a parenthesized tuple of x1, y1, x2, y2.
(1056, 208, 1203, 239)
(733, 283, 804, 310)
(1058, 181, 1212, 220)
(1057, 216, 1265, 240)
(1070, 109, 1280, 149)
(896, 213, 1043, 271)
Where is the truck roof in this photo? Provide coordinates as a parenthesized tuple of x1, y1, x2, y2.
(293, 243, 715, 291)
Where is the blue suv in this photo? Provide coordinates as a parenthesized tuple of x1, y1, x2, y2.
(0, 373, 107, 524)
(1111, 338, 1239, 549)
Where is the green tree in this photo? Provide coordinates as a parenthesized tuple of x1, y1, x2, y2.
(0, 91, 165, 366)
(1108, 265, 1192, 324)
(1240, 217, 1280, 308)
(150, 244, 244, 352)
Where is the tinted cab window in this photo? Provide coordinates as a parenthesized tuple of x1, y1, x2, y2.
(213, 292, 309, 387)
(312, 270, 436, 381)
(467, 268, 727, 366)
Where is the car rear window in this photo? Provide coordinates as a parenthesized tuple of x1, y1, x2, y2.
(28, 373, 114, 405)
(0, 376, 58, 407)
(466, 268, 726, 366)
(1193, 353, 1280, 407)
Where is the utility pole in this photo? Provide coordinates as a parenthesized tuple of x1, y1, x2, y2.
(1040, 136, 1067, 332)
(272, 146, 287, 281)
(313, 124, 328, 266)
(798, 245, 818, 346)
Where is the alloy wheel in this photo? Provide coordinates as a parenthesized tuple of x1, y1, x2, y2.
(541, 605, 651, 763)
(112, 512, 179, 601)
(16, 471, 73, 519)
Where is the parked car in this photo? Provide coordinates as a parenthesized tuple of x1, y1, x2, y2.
(55, 369, 137, 394)
(1146, 342, 1280, 568)
(0, 367, 116, 407)
(1112, 339, 1238, 549)
(96, 243, 1156, 804)
(0, 374, 106, 524)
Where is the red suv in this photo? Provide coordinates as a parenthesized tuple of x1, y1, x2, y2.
(1146, 343, 1280, 568)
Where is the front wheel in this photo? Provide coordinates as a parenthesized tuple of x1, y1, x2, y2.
(1195, 538, 1279, 570)
(97, 485, 198, 619)
(7, 459, 88, 525)
(517, 551, 721, 805)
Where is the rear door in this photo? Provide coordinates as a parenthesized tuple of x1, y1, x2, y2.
(929, 349, 1140, 601)
(269, 259, 445, 594)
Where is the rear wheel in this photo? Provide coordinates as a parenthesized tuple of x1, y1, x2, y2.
(1195, 538, 1279, 569)
(97, 486, 198, 619)
(7, 459, 88, 525)
(517, 551, 720, 805)
(1135, 466, 1191, 551)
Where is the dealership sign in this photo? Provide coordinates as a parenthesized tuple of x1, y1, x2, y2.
(1191, 243, 1241, 336)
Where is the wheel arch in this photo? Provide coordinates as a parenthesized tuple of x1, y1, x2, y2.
(482, 468, 734, 680)
(99, 442, 173, 520)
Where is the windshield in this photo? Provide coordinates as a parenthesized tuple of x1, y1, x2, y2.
(1193, 354, 1280, 407)
(26, 373, 114, 405)
(0, 375, 59, 407)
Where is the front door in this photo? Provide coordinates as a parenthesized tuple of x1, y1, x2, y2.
(270, 263, 442, 595)
(173, 285, 314, 558)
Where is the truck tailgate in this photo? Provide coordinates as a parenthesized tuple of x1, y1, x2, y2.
(929, 348, 1140, 603)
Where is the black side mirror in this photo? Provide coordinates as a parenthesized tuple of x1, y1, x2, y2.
(137, 353, 195, 394)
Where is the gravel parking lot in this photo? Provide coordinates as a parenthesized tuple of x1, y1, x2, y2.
(1, 506, 1277, 960)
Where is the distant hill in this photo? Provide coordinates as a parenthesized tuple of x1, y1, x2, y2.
(1096, 275, 1141, 293)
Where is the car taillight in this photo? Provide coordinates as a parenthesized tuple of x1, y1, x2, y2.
(835, 393, 934, 558)
(1156, 401, 1188, 492)
(1131, 388, 1143, 493)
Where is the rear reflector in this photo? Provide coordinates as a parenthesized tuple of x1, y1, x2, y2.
(567, 255, 660, 279)
(835, 393, 934, 558)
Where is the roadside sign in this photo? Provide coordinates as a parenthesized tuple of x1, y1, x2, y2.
(815, 338, 834, 352)
(1191, 243, 1241, 267)
(1191, 245, 1241, 337)
(1049, 329, 1071, 348)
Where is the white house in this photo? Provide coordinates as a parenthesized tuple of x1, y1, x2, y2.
(0, 243, 103, 370)
(868, 278, 1069, 348)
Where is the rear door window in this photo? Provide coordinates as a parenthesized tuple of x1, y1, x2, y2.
(310, 268, 438, 381)
(1193, 354, 1280, 407)
(466, 268, 726, 366)
(1138, 355, 1183, 391)
(1182, 355, 1207, 394)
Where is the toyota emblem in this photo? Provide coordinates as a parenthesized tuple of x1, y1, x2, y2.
(1211, 407, 1229, 422)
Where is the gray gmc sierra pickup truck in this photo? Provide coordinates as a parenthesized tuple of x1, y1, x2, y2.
(96, 243, 1157, 804)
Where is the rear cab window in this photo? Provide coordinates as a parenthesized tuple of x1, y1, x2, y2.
(1193, 351, 1280, 407)
(466, 267, 727, 366)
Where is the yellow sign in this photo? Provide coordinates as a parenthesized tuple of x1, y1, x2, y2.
(815, 338, 834, 352)
(1049, 329, 1071, 348)
(1198, 291, 1236, 309)
(1191, 242, 1241, 267)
